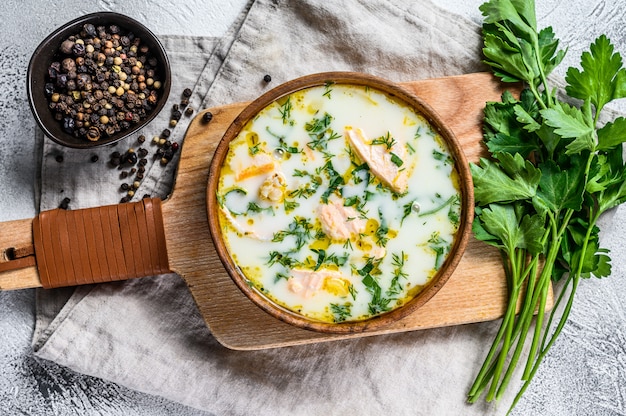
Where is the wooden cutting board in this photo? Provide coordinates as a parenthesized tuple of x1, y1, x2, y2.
(0, 72, 542, 350)
(165, 72, 526, 349)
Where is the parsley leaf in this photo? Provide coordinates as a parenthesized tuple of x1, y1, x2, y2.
(597, 117, 626, 150)
(470, 155, 540, 204)
(565, 34, 626, 115)
(540, 101, 595, 154)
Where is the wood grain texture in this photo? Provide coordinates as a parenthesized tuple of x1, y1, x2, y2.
(165, 72, 537, 350)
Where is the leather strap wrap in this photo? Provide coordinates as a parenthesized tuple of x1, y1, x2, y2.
(32, 198, 170, 289)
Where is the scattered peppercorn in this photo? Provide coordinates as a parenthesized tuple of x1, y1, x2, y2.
(124, 151, 138, 165)
(90, 154, 99, 163)
(55, 154, 64, 163)
(182, 88, 192, 97)
(263, 74, 272, 83)
(59, 197, 71, 210)
(185, 107, 194, 116)
(120, 171, 129, 179)
(202, 111, 213, 123)
(161, 129, 171, 138)
(180, 98, 189, 107)
(137, 134, 146, 144)
(120, 196, 130, 203)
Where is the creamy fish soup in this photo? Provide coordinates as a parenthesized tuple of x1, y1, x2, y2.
(217, 83, 461, 323)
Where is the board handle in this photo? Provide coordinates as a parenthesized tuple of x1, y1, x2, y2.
(0, 198, 170, 290)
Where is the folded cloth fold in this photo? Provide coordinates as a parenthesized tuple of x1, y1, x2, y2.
(33, 0, 530, 414)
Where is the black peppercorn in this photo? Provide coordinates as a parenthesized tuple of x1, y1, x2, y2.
(90, 154, 99, 163)
(185, 107, 194, 116)
(83, 23, 97, 37)
(121, 183, 129, 191)
(263, 74, 272, 83)
(59, 197, 71, 210)
(125, 151, 138, 165)
(137, 134, 146, 144)
(161, 129, 171, 138)
(55, 154, 64, 163)
(182, 88, 192, 97)
(202, 111, 213, 123)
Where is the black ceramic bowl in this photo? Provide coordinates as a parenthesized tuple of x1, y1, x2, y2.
(27, 12, 171, 149)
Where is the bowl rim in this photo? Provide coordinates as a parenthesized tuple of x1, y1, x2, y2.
(207, 71, 474, 334)
(27, 11, 171, 149)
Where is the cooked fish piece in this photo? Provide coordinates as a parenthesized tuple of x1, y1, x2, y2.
(344, 127, 411, 194)
(288, 268, 347, 298)
(317, 197, 367, 241)
(234, 153, 276, 181)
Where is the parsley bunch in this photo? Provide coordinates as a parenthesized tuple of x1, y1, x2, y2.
(467, 0, 626, 411)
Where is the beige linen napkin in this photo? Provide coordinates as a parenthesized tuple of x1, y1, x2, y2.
(33, 1, 534, 414)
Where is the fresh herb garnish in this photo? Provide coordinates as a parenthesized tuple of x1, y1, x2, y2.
(374, 208, 390, 247)
(323, 81, 334, 99)
(390, 152, 404, 167)
(468, 0, 626, 412)
(283, 199, 299, 213)
(272, 217, 313, 250)
(418, 194, 459, 218)
(387, 251, 408, 296)
(317, 161, 345, 203)
(330, 302, 352, 322)
(267, 251, 300, 269)
(278, 97, 294, 125)
(354, 257, 392, 315)
(371, 131, 397, 150)
(427, 232, 448, 270)
(246, 202, 274, 215)
(306, 113, 341, 153)
(311, 249, 349, 271)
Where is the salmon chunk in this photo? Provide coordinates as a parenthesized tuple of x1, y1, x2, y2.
(344, 127, 411, 194)
(288, 268, 346, 298)
(317, 198, 367, 241)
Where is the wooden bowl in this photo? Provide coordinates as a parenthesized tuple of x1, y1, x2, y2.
(207, 72, 473, 334)
(27, 12, 171, 149)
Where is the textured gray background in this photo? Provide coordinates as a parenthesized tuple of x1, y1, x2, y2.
(1, 0, 626, 415)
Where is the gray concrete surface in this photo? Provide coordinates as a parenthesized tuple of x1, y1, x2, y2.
(2, 0, 626, 415)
